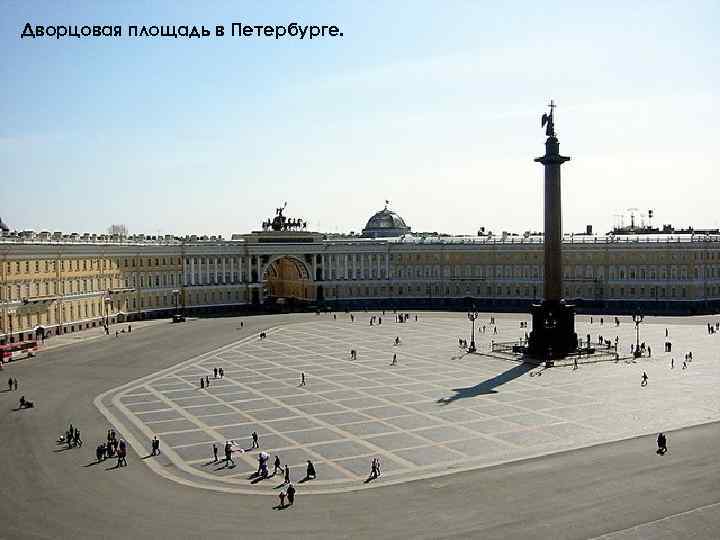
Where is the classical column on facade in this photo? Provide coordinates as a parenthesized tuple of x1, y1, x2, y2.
(320, 254, 325, 280)
(384, 254, 389, 279)
(312, 254, 317, 281)
(190, 257, 195, 286)
(228, 257, 233, 284)
(344, 254, 349, 280)
(360, 254, 364, 280)
(247, 256, 252, 283)
(256, 256, 261, 284)
(527, 101, 578, 361)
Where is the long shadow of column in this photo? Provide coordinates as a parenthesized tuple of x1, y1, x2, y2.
(437, 362, 534, 405)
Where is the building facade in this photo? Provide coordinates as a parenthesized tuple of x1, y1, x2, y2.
(2, 210, 720, 344)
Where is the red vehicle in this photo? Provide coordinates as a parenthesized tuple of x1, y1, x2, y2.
(0, 341, 38, 364)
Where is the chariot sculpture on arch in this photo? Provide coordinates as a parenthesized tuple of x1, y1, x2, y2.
(264, 203, 307, 232)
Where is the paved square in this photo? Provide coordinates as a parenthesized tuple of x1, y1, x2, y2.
(97, 313, 720, 494)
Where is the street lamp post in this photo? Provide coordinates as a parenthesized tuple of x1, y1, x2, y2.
(467, 307, 479, 353)
(632, 312, 644, 358)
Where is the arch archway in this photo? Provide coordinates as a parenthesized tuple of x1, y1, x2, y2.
(261, 255, 316, 303)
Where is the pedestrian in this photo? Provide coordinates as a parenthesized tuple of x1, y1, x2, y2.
(306, 460, 316, 480)
(370, 458, 378, 480)
(648, 346, 651, 357)
(240, 321, 244, 328)
(214, 368, 218, 379)
(682, 360, 687, 369)
(13, 378, 18, 391)
(300, 372, 306, 386)
(128, 324, 132, 333)
(151, 436, 160, 456)
(671, 358, 674, 369)
(273, 455, 281, 476)
(224, 441, 234, 466)
(391, 353, 397, 366)
(284, 464, 290, 485)
(213, 443, 218, 462)
(219, 368, 224, 379)
(665, 328, 668, 337)
(200, 377, 205, 389)
(118, 439, 127, 467)
(251, 431, 259, 449)
(493, 326, 497, 335)
(641, 371, 648, 387)
(278, 491, 286, 508)
(74, 428, 82, 447)
(7, 377, 11, 391)
(657, 432, 667, 455)
(286, 483, 296, 505)
(573, 358, 578, 371)
(205, 375, 210, 388)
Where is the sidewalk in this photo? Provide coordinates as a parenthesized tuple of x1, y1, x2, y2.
(38, 319, 172, 352)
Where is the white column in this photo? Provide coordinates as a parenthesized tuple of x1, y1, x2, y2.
(247, 256, 252, 283)
(360, 254, 364, 280)
(313, 255, 317, 280)
(190, 258, 195, 285)
(229, 257, 234, 284)
(344, 254, 348, 280)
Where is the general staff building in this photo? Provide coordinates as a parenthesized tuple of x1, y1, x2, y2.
(1, 207, 719, 344)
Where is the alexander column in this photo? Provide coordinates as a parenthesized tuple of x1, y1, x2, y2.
(527, 100, 578, 361)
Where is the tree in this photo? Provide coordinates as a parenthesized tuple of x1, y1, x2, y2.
(107, 224, 128, 236)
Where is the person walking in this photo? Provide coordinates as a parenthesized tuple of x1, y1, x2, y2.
(300, 372, 306, 386)
(251, 431, 259, 449)
(151, 436, 160, 456)
(278, 491, 286, 508)
(205, 375, 210, 388)
(212, 443, 218, 463)
(283, 464, 290, 485)
(273, 455, 281, 476)
(200, 378, 205, 389)
(286, 483, 296, 505)
(13, 378, 18, 391)
(306, 460, 316, 480)
(641, 371, 648, 387)
(7, 378, 12, 392)
(214, 368, 218, 379)
(671, 358, 674, 369)
(657, 432, 667, 455)
(224, 441, 234, 466)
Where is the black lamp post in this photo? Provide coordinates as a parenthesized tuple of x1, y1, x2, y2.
(632, 312, 644, 358)
(467, 307, 479, 353)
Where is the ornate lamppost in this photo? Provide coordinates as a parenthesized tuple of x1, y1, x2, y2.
(632, 311, 644, 358)
(467, 307, 479, 353)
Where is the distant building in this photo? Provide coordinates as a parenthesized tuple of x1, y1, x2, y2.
(1, 206, 720, 344)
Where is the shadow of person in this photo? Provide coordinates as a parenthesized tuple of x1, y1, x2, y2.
(273, 504, 288, 511)
(298, 475, 311, 484)
(364, 476, 376, 484)
(105, 464, 121, 471)
(437, 362, 534, 405)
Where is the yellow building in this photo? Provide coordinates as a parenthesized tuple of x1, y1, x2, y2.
(1, 208, 719, 344)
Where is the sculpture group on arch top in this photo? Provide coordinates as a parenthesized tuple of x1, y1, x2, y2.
(261, 202, 308, 232)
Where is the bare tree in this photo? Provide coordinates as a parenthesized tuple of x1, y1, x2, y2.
(107, 224, 128, 236)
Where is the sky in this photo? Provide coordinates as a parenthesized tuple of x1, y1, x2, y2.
(1, 1, 718, 238)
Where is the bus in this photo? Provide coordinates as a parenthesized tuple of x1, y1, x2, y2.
(0, 341, 38, 364)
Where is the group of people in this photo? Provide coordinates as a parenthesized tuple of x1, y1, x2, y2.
(7, 377, 18, 391)
(58, 424, 82, 448)
(200, 368, 226, 390)
(93, 429, 128, 466)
